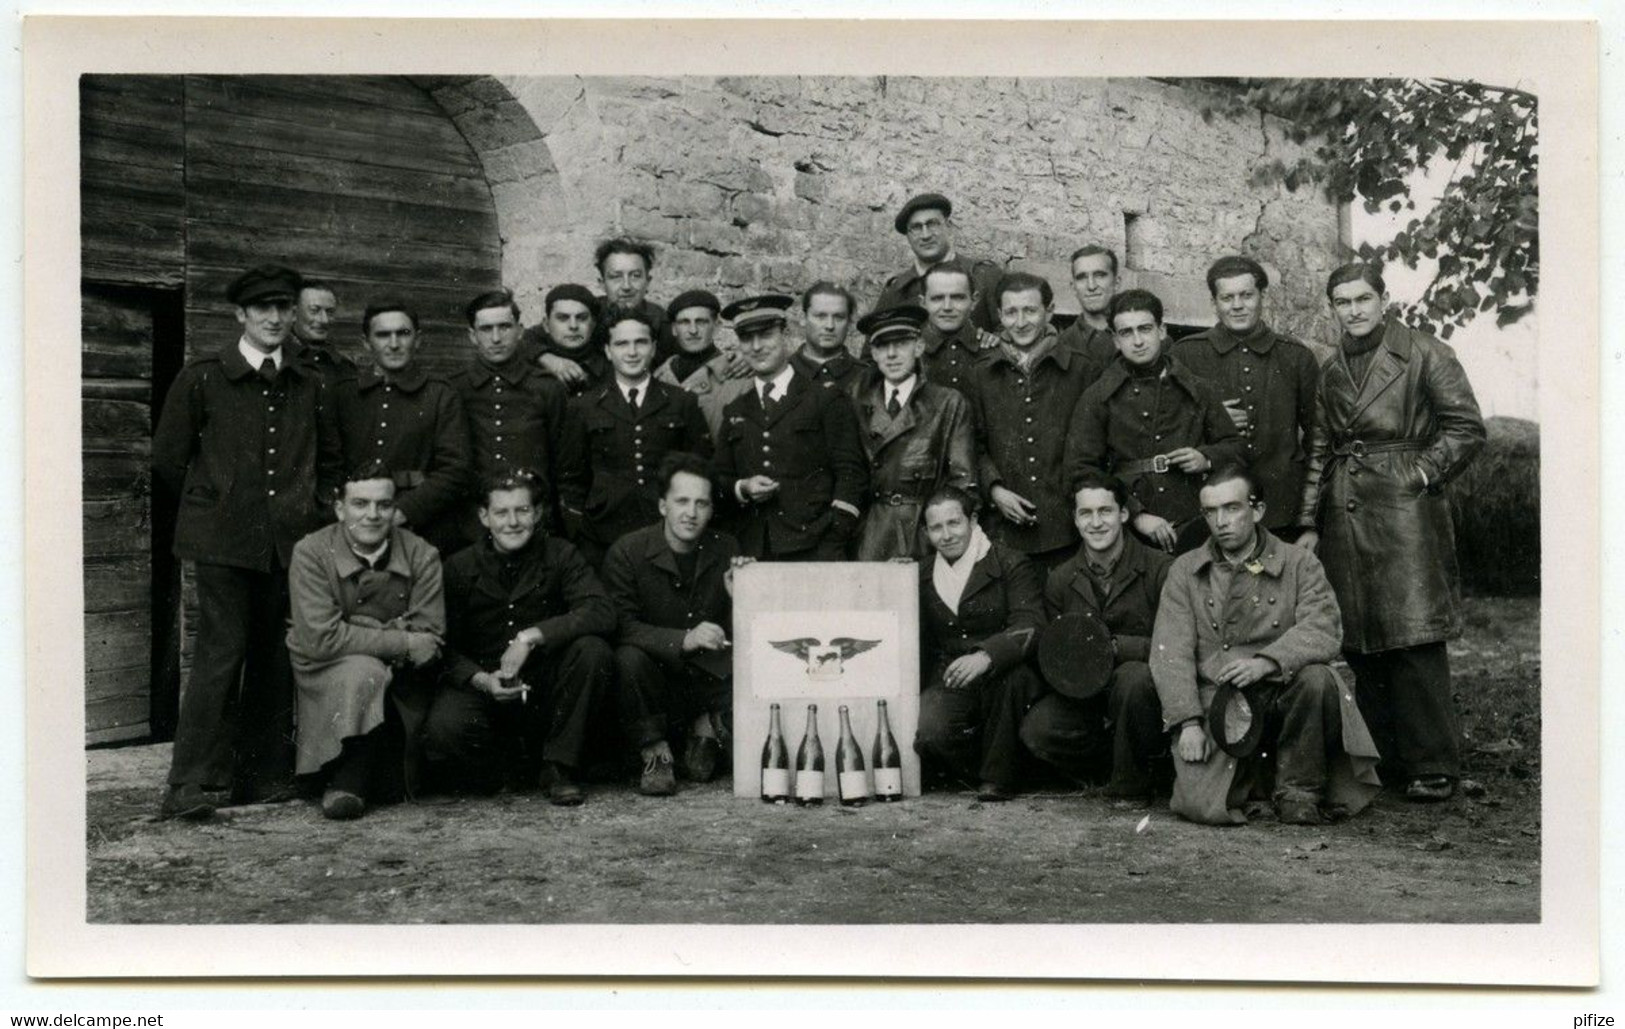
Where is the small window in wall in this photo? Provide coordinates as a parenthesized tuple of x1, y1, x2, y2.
(1123, 211, 1146, 270)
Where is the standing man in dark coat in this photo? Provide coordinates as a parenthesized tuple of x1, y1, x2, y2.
(1174, 256, 1321, 540)
(1019, 472, 1173, 800)
(848, 304, 977, 560)
(448, 289, 579, 541)
(876, 193, 1005, 333)
(423, 470, 617, 806)
(713, 293, 869, 561)
(290, 277, 356, 385)
(791, 281, 868, 394)
(559, 310, 713, 568)
(1298, 262, 1485, 804)
(151, 264, 338, 819)
(322, 300, 473, 555)
(1063, 288, 1244, 555)
(601, 453, 740, 796)
(917, 260, 1000, 398)
(525, 283, 610, 395)
(914, 487, 1046, 802)
(966, 271, 1094, 571)
(1055, 245, 1121, 382)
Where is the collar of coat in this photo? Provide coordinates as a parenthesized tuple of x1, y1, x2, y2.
(921, 320, 999, 357)
(1093, 352, 1206, 400)
(792, 348, 861, 379)
(469, 533, 557, 601)
(919, 537, 1013, 604)
(1192, 526, 1287, 577)
(327, 524, 414, 579)
(355, 364, 429, 394)
(1201, 321, 1280, 356)
(463, 355, 538, 388)
(985, 327, 1069, 374)
(631, 523, 731, 580)
(586, 377, 671, 419)
(1063, 534, 1154, 601)
(218, 337, 312, 382)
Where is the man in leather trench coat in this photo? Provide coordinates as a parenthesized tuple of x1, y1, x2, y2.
(1298, 262, 1485, 804)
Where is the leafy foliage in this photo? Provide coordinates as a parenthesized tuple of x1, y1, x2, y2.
(1192, 79, 1537, 340)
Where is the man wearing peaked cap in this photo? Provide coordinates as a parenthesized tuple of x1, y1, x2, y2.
(654, 288, 753, 440)
(876, 192, 1004, 334)
(152, 261, 342, 821)
(712, 292, 869, 560)
(847, 303, 976, 560)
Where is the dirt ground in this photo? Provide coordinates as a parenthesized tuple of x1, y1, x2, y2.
(85, 596, 1541, 925)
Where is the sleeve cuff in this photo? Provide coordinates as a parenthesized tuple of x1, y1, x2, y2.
(831, 500, 860, 518)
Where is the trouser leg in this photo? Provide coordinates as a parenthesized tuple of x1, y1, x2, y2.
(1343, 649, 1396, 777)
(1384, 642, 1461, 779)
(614, 644, 669, 749)
(915, 682, 983, 786)
(1106, 661, 1166, 796)
(1271, 664, 1341, 804)
(327, 725, 386, 798)
(975, 665, 1044, 789)
(422, 687, 502, 793)
(527, 636, 614, 769)
(1018, 692, 1110, 784)
(233, 569, 295, 796)
(168, 563, 254, 788)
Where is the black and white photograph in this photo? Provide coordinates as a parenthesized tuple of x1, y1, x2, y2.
(20, 13, 1599, 987)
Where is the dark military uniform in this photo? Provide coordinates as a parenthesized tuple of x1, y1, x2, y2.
(447, 356, 579, 539)
(600, 524, 739, 749)
(1172, 322, 1320, 533)
(713, 369, 869, 560)
(518, 328, 614, 396)
(849, 370, 977, 560)
(1019, 537, 1173, 795)
(878, 255, 1005, 334)
(919, 320, 999, 398)
(423, 535, 616, 789)
(558, 378, 714, 565)
(791, 347, 869, 395)
(1056, 319, 1118, 385)
(322, 365, 473, 553)
(293, 337, 358, 388)
(965, 332, 1095, 564)
(1062, 355, 1245, 552)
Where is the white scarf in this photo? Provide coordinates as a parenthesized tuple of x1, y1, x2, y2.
(932, 523, 993, 615)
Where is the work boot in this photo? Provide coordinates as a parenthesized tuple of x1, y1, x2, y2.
(159, 783, 216, 821)
(1275, 797, 1323, 825)
(683, 735, 721, 782)
(639, 753, 677, 797)
(321, 788, 366, 821)
(545, 762, 585, 807)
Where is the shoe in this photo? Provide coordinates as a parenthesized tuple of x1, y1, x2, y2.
(159, 783, 216, 821)
(1405, 775, 1456, 803)
(639, 754, 677, 797)
(683, 735, 721, 783)
(545, 763, 586, 807)
(1276, 798, 1323, 825)
(976, 781, 1016, 802)
(321, 788, 366, 821)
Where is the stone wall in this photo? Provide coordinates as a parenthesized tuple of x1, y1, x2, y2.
(431, 76, 1346, 354)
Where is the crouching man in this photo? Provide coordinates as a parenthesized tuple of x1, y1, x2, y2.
(424, 470, 616, 806)
(1150, 465, 1381, 825)
(286, 461, 446, 821)
(600, 453, 741, 796)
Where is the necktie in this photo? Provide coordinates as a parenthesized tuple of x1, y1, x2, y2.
(258, 356, 277, 383)
(886, 389, 902, 417)
(628, 386, 641, 410)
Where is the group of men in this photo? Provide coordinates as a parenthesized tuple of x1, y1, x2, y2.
(149, 189, 1486, 828)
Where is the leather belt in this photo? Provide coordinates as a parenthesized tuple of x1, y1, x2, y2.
(873, 491, 926, 506)
(1329, 438, 1429, 459)
(1116, 455, 1172, 476)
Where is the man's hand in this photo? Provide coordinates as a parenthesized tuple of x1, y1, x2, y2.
(498, 635, 535, 679)
(1296, 530, 1320, 553)
(472, 670, 527, 704)
(943, 651, 993, 690)
(538, 352, 588, 387)
(990, 485, 1037, 526)
(1221, 399, 1252, 433)
(682, 621, 730, 654)
(720, 350, 752, 380)
(1165, 446, 1210, 474)
(1133, 512, 1177, 552)
(739, 475, 780, 503)
(404, 631, 441, 668)
(1215, 655, 1278, 689)
(1176, 722, 1213, 764)
(723, 556, 754, 597)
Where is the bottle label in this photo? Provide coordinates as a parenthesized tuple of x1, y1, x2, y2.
(838, 770, 869, 799)
(874, 768, 903, 796)
(761, 768, 791, 797)
(794, 770, 824, 799)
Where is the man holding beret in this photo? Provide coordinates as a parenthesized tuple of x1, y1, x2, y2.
(712, 293, 869, 561)
(876, 193, 1004, 334)
(653, 288, 755, 440)
(151, 263, 340, 819)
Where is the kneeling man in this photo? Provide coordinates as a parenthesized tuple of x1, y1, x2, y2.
(425, 470, 616, 805)
(600, 453, 741, 796)
(287, 461, 446, 821)
(1150, 466, 1381, 825)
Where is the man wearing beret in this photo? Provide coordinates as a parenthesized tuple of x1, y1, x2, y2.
(290, 278, 357, 386)
(791, 281, 869, 394)
(151, 263, 341, 819)
(917, 260, 1001, 399)
(876, 193, 1004, 334)
(523, 283, 611, 395)
(848, 304, 977, 560)
(653, 288, 754, 441)
(1055, 245, 1123, 384)
(712, 293, 869, 561)
(321, 300, 473, 555)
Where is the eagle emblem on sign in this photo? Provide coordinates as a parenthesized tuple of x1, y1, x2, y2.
(769, 637, 882, 680)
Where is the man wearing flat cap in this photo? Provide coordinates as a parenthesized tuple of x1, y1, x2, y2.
(876, 193, 1004, 334)
(653, 288, 754, 441)
(524, 283, 611, 395)
(712, 293, 869, 561)
(848, 304, 976, 560)
(151, 263, 341, 820)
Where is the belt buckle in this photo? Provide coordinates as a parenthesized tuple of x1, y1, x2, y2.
(1348, 440, 1367, 459)
(1151, 454, 1170, 474)
(888, 492, 906, 506)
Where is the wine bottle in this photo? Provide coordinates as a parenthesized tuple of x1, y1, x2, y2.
(836, 705, 870, 806)
(760, 702, 791, 804)
(872, 699, 903, 801)
(793, 703, 825, 806)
